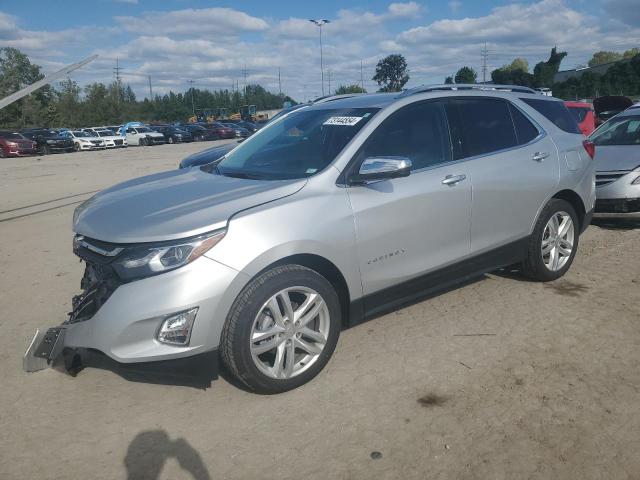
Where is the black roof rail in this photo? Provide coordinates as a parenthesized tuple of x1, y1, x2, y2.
(398, 84, 537, 98)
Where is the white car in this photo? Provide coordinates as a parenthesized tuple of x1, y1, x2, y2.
(83, 128, 127, 148)
(62, 130, 106, 151)
(125, 125, 166, 146)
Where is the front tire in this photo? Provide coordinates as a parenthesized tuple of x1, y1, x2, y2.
(220, 265, 341, 394)
(522, 199, 579, 281)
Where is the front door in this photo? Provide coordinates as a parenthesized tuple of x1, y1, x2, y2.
(345, 100, 472, 305)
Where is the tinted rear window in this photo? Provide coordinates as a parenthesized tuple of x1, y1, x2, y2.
(445, 98, 517, 159)
(521, 98, 581, 134)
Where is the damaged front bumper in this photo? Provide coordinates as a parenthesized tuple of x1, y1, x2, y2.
(22, 236, 246, 387)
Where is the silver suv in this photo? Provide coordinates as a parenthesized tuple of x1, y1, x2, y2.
(25, 85, 595, 393)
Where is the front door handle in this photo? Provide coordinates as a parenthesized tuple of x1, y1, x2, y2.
(532, 151, 550, 162)
(442, 174, 466, 186)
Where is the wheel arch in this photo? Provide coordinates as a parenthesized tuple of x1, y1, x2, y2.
(256, 253, 352, 328)
(551, 189, 587, 231)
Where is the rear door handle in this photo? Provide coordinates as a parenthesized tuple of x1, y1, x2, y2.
(442, 174, 466, 186)
(532, 151, 550, 162)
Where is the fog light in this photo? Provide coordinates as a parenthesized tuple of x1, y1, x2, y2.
(157, 308, 198, 345)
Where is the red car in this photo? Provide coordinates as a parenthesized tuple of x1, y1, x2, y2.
(564, 101, 595, 136)
(0, 130, 38, 157)
(208, 122, 236, 139)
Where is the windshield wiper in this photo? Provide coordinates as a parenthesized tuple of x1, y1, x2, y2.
(220, 171, 266, 180)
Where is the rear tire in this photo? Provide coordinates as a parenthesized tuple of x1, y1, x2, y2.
(168, 137, 174, 144)
(74, 143, 80, 152)
(220, 265, 341, 394)
(0, 147, 6, 158)
(522, 199, 579, 281)
(138, 138, 146, 147)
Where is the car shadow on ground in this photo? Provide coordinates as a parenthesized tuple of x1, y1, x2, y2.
(590, 219, 639, 230)
(124, 430, 211, 480)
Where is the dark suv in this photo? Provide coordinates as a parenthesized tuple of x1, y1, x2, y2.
(20, 128, 75, 154)
(151, 125, 193, 144)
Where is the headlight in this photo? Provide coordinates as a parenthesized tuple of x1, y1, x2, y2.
(112, 230, 225, 280)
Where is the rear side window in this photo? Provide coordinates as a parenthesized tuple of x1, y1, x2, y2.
(444, 98, 517, 159)
(521, 98, 581, 134)
(509, 104, 540, 145)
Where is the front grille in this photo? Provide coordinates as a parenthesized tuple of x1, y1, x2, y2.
(596, 171, 629, 187)
(66, 262, 120, 324)
(67, 236, 123, 323)
(91, 140, 101, 145)
(595, 198, 640, 214)
(114, 139, 123, 145)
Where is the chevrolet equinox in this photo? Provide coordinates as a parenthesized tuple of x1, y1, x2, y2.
(25, 85, 596, 393)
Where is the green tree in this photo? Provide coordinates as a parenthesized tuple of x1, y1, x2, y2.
(444, 76, 454, 84)
(0, 47, 50, 127)
(504, 58, 529, 72)
(373, 54, 409, 92)
(455, 66, 477, 84)
(334, 84, 366, 94)
(623, 47, 640, 59)
(533, 47, 567, 87)
(588, 50, 622, 67)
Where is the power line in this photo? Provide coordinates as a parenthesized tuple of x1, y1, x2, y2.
(113, 57, 123, 83)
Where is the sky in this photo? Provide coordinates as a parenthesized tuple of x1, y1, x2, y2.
(1, 0, 639, 102)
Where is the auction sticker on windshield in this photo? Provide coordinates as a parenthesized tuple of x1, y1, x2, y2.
(324, 116, 363, 126)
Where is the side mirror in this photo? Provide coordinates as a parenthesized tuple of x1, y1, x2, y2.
(349, 157, 412, 185)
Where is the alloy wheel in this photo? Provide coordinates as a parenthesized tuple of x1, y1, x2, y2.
(250, 286, 330, 379)
(541, 211, 574, 271)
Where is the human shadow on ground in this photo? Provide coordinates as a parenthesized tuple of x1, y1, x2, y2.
(124, 430, 211, 480)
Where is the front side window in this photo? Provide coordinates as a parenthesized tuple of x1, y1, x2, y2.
(355, 101, 451, 170)
(445, 98, 517, 159)
(590, 115, 640, 146)
(217, 107, 379, 180)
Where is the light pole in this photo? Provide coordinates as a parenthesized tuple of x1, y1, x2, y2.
(309, 19, 330, 96)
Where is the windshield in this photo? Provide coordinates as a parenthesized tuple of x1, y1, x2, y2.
(217, 107, 379, 180)
(590, 115, 640, 146)
(96, 130, 112, 137)
(136, 127, 152, 133)
(0, 132, 25, 139)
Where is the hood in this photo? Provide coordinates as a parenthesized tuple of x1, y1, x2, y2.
(593, 96, 633, 115)
(73, 168, 306, 243)
(594, 145, 640, 172)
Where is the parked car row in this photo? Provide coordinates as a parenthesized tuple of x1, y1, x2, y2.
(0, 118, 262, 157)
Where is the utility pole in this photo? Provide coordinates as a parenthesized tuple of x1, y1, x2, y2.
(278, 67, 282, 96)
(481, 42, 489, 83)
(187, 79, 195, 116)
(309, 19, 330, 96)
(241, 66, 248, 102)
(148, 75, 153, 98)
(360, 60, 364, 90)
(113, 57, 122, 83)
(327, 69, 332, 95)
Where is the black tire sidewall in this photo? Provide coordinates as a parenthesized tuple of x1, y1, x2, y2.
(222, 265, 341, 394)
(528, 199, 579, 281)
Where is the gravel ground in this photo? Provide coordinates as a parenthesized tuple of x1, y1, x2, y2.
(0, 143, 639, 480)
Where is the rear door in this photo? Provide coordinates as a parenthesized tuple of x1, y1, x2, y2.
(444, 97, 559, 254)
(346, 100, 472, 299)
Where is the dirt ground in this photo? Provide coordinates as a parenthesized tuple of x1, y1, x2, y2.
(0, 143, 639, 480)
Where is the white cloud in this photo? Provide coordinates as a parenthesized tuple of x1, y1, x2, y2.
(387, 2, 423, 19)
(115, 8, 268, 37)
